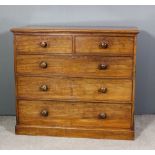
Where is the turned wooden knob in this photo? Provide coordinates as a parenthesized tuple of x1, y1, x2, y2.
(98, 64, 108, 70)
(40, 61, 48, 69)
(99, 41, 109, 49)
(41, 110, 48, 117)
(40, 85, 48, 91)
(98, 112, 106, 119)
(40, 41, 47, 48)
(98, 87, 107, 93)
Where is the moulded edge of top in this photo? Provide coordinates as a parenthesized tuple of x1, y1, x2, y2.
(10, 26, 139, 34)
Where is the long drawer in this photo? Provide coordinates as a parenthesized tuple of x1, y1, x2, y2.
(15, 35, 72, 54)
(75, 36, 134, 55)
(16, 55, 133, 78)
(18, 100, 131, 129)
(17, 76, 132, 102)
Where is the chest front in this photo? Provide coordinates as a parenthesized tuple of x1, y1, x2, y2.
(11, 27, 139, 140)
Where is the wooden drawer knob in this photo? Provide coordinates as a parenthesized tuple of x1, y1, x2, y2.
(40, 85, 48, 91)
(98, 112, 106, 119)
(41, 110, 48, 117)
(98, 64, 108, 70)
(40, 41, 48, 48)
(40, 61, 48, 69)
(99, 41, 109, 49)
(98, 87, 107, 93)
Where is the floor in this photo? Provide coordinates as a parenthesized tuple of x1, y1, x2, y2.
(0, 115, 155, 150)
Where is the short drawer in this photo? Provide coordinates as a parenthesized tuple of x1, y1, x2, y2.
(15, 35, 72, 54)
(16, 55, 133, 78)
(75, 36, 134, 55)
(17, 76, 132, 102)
(18, 100, 131, 129)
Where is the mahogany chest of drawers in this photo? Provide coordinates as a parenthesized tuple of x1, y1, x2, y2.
(11, 27, 139, 140)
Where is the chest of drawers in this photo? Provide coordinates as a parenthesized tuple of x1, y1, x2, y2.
(11, 27, 139, 140)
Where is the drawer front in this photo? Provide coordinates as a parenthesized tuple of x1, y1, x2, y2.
(17, 55, 133, 78)
(75, 36, 134, 55)
(15, 35, 72, 54)
(17, 76, 132, 102)
(18, 100, 131, 129)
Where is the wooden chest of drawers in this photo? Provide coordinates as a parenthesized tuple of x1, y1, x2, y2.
(11, 27, 139, 140)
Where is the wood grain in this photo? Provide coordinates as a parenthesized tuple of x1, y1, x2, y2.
(11, 26, 139, 34)
(11, 26, 139, 140)
(16, 55, 133, 78)
(17, 76, 132, 102)
(15, 35, 72, 54)
(18, 100, 131, 129)
(75, 36, 134, 55)
(16, 125, 134, 140)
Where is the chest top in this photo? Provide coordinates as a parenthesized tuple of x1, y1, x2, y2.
(11, 26, 139, 33)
